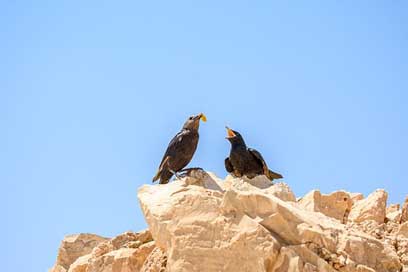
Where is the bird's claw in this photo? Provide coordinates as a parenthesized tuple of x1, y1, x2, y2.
(178, 167, 204, 177)
(169, 169, 182, 180)
(179, 167, 203, 173)
(170, 167, 205, 181)
(174, 173, 182, 180)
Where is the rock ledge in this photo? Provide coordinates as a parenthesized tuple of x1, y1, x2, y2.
(50, 171, 408, 272)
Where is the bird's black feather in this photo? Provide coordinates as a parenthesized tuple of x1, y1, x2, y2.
(225, 129, 282, 181)
(153, 128, 199, 184)
(224, 157, 234, 173)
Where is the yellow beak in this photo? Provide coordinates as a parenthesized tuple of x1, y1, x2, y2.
(199, 113, 207, 122)
(225, 126, 236, 138)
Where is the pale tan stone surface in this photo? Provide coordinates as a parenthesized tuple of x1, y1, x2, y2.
(388, 210, 402, 223)
(398, 222, 408, 237)
(138, 172, 402, 272)
(51, 231, 155, 272)
(386, 204, 401, 223)
(270, 245, 337, 272)
(86, 241, 155, 272)
(68, 254, 91, 272)
(51, 171, 408, 272)
(298, 190, 352, 223)
(348, 189, 388, 224)
(350, 192, 364, 204)
(139, 176, 280, 272)
(401, 196, 408, 223)
(265, 182, 296, 202)
(53, 233, 108, 270)
(387, 203, 400, 214)
(223, 174, 296, 201)
(140, 247, 167, 272)
(49, 264, 67, 272)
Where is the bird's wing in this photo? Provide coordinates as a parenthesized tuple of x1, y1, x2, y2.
(224, 157, 234, 173)
(153, 130, 189, 182)
(248, 148, 269, 174)
(156, 130, 189, 170)
(152, 155, 170, 182)
(248, 148, 283, 180)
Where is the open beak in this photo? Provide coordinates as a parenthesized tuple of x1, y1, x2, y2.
(196, 113, 207, 122)
(225, 126, 236, 138)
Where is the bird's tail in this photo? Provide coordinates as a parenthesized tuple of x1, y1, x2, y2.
(152, 169, 173, 184)
(152, 169, 161, 183)
(267, 169, 283, 181)
(158, 169, 173, 184)
(152, 156, 171, 183)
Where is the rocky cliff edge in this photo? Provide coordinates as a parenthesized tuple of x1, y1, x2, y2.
(50, 171, 408, 272)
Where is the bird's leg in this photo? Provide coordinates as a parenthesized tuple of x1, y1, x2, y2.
(179, 167, 203, 173)
(165, 158, 182, 180)
(178, 167, 204, 177)
(169, 169, 182, 180)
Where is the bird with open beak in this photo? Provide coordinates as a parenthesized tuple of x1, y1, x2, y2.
(152, 113, 207, 184)
(224, 126, 283, 181)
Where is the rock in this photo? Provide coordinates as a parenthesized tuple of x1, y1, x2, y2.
(387, 204, 400, 214)
(350, 192, 364, 204)
(223, 175, 296, 201)
(138, 173, 402, 272)
(265, 182, 296, 202)
(49, 264, 67, 272)
(140, 247, 167, 272)
(398, 222, 408, 238)
(401, 196, 408, 223)
(86, 241, 155, 272)
(180, 171, 224, 192)
(298, 190, 352, 223)
(53, 233, 108, 270)
(68, 254, 91, 272)
(223, 174, 273, 190)
(348, 189, 388, 224)
(396, 237, 408, 269)
(51, 172, 406, 272)
(388, 211, 402, 223)
(51, 230, 155, 272)
(110, 230, 153, 249)
(270, 245, 337, 272)
(386, 204, 401, 223)
(138, 178, 280, 271)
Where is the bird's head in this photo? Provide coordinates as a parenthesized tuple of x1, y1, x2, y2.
(225, 126, 246, 146)
(182, 113, 207, 131)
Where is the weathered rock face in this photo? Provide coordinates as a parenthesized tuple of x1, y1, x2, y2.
(298, 190, 352, 223)
(140, 247, 167, 272)
(348, 189, 388, 224)
(139, 172, 405, 272)
(50, 233, 108, 271)
(401, 196, 408, 223)
(50, 231, 156, 272)
(50, 172, 408, 272)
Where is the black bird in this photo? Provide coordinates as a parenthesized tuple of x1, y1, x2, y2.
(152, 113, 207, 184)
(224, 127, 283, 181)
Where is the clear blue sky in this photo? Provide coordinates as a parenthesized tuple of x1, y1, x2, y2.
(1, 1, 407, 271)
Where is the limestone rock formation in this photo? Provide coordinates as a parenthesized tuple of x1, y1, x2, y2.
(387, 203, 402, 223)
(348, 189, 388, 224)
(50, 231, 155, 272)
(50, 172, 408, 272)
(140, 247, 167, 272)
(298, 190, 352, 223)
(401, 196, 408, 223)
(50, 233, 108, 271)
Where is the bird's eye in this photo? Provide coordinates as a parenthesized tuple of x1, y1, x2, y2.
(189, 116, 193, 120)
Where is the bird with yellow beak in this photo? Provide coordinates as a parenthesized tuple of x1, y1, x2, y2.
(153, 113, 207, 184)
